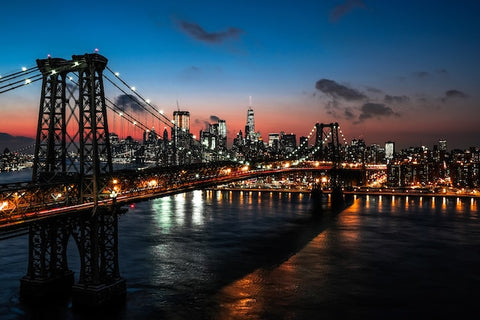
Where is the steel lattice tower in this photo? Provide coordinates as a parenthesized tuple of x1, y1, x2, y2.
(74, 54, 113, 204)
(315, 122, 341, 164)
(32, 54, 113, 204)
(23, 54, 124, 307)
(32, 58, 69, 183)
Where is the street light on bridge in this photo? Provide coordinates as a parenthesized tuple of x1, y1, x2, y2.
(0, 201, 8, 211)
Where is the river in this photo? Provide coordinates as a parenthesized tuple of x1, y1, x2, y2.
(1, 190, 479, 319)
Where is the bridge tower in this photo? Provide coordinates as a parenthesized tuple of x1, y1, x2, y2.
(73, 53, 113, 204)
(22, 54, 124, 307)
(314, 122, 344, 206)
(32, 57, 70, 183)
(315, 122, 341, 164)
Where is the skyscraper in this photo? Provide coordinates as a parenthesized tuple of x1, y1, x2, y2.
(385, 141, 395, 162)
(245, 107, 256, 141)
(173, 110, 190, 133)
(218, 119, 227, 149)
(439, 139, 447, 152)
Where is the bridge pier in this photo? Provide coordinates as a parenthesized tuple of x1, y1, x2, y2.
(20, 218, 74, 303)
(20, 206, 126, 308)
(70, 206, 126, 307)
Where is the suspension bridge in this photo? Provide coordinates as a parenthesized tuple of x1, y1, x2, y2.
(0, 52, 382, 308)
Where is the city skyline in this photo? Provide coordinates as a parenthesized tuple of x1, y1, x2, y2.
(1, 0, 479, 149)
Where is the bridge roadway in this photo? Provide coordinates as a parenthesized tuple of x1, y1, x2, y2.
(0, 165, 340, 233)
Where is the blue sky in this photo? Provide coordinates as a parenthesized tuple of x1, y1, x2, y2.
(1, 0, 479, 149)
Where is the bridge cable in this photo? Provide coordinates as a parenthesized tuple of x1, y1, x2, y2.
(103, 73, 174, 129)
(0, 66, 39, 84)
(0, 75, 42, 94)
(104, 67, 174, 126)
(67, 75, 151, 133)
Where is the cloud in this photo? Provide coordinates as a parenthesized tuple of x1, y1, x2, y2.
(344, 107, 355, 120)
(413, 71, 430, 78)
(442, 89, 468, 102)
(176, 19, 244, 44)
(115, 94, 144, 113)
(358, 103, 399, 122)
(384, 94, 410, 104)
(315, 79, 367, 101)
(436, 68, 448, 75)
(194, 118, 211, 130)
(366, 86, 383, 94)
(330, 0, 366, 22)
(210, 115, 220, 122)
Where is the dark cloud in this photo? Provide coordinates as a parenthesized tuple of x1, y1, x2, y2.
(115, 94, 144, 113)
(384, 94, 410, 104)
(414, 71, 430, 78)
(358, 103, 399, 122)
(315, 79, 367, 101)
(366, 86, 383, 94)
(442, 89, 468, 102)
(195, 118, 213, 130)
(344, 107, 355, 120)
(176, 19, 243, 44)
(436, 68, 448, 75)
(330, 0, 366, 22)
(445, 89, 467, 98)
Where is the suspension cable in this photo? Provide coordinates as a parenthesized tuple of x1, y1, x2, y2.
(103, 73, 173, 129)
(0, 66, 39, 84)
(0, 75, 42, 94)
(105, 67, 174, 124)
(67, 75, 151, 134)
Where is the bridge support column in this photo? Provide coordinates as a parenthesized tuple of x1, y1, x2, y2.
(20, 219, 74, 303)
(71, 207, 125, 307)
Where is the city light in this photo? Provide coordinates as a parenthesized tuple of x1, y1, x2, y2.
(148, 179, 158, 187)
(0, 201, 8, 210)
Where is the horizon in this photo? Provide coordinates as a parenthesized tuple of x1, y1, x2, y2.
(1, 1, 479, 150)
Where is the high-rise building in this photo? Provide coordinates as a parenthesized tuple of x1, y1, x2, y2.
(439, 139, 447, 152)
(245, 107, 256, 141)
(268, 133, 280, 147)
(218, 119, 227, 148)
(281, 133, 297, 152)
(385, 141, 395, 161)
(173, 110, 190, 132)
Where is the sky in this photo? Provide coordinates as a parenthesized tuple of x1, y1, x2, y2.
(0, 0, 479, 150)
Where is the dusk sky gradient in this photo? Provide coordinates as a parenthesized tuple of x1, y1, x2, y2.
(1, 0, 479, 149)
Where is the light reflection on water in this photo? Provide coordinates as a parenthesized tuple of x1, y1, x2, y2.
(213, 194, 480, 319)
(1, 192, 480, 319)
